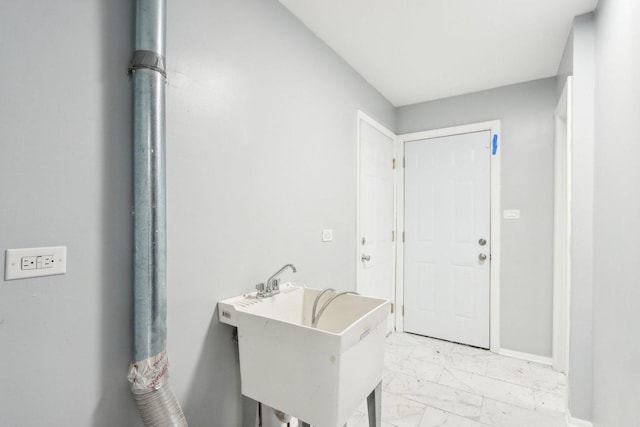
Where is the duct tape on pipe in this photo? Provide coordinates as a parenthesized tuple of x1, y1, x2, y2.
(129, 50, 167, 77)
(128, 350, 170, 393)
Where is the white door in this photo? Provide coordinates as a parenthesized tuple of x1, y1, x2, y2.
(404, 131, 491, 348)
(357, 114, 395, 333)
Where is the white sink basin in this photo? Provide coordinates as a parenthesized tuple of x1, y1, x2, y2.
(218, 284, 390, 427)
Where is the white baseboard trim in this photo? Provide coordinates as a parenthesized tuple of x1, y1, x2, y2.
(566, 413, 594, 427)
(498, 348, 553, 366)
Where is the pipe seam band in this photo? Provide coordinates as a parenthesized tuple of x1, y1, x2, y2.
(129, 50, 167, 77)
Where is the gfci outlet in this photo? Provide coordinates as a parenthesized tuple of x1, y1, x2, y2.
(5, 246, 67, 280)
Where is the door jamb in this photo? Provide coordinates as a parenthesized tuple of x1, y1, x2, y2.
(356, 110, 397, 326)
(395, 121, 501, 352)
(553, 78, 572, 374)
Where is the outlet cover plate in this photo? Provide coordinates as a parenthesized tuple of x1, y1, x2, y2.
(5, 246, 67, 280)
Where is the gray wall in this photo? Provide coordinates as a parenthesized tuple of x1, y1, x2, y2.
(397, 78, 558, 357)
(0, 0, 394, 426)
(0, 1, 138, 425)
(592, 0, 640, 425)
(166, 0, 394, 425)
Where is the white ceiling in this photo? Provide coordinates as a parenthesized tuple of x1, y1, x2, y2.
(279, 0, 597, 106)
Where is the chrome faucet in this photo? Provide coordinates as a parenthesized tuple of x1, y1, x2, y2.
(266, 263, 297, 293)
(256, 264, 297, 298)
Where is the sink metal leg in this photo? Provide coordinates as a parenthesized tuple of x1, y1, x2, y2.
(272, 386, 381, 427)
(242, 395, 259, 427)
(367, 381, 382, 427)
(297, 422, 345, 427)
(298, 422, 344, 427)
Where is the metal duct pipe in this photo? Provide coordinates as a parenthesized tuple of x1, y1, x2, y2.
(126, 1, 187, 425)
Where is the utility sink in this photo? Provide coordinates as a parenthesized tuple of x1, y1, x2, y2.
(218, 284, 390, 427)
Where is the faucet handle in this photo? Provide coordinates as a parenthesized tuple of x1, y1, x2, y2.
(256, 283, 265, 293)
(271, 279, 280, 290)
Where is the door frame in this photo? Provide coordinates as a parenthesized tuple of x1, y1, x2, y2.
(396, 121, 501, 352)
(552, 78, 572, 373)
(356, 110, 397, 326)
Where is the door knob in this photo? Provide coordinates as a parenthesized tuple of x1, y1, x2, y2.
(361, 254, 371, 262)
(478, 253, 487, 261)
(479, 238, 487, 246)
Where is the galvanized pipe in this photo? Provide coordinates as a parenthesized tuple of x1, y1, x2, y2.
(132, 58, 166, 366)
(127, 0, 187, 425)
(135, 0, 165, 55)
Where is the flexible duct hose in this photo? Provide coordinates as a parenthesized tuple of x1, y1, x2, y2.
(133, 382, 187, 427)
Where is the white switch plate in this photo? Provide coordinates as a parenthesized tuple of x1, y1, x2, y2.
(503, 210, 521, 219)
(322, 229, 333, 242)
(5, 246, 67, 280)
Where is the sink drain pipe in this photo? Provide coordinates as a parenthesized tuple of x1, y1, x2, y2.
(126, 0, 187, 425)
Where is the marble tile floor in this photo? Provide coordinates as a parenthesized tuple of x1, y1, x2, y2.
(292, 332, 568, 427)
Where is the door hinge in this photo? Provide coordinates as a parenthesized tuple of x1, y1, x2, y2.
(402, 231, 405, 242)
(390, 303, 395, 314)
(402, 305, 405, 316)
(403, 157, 406, 168)
(392, 230, 395, 242)
(392, 158, 396, 169)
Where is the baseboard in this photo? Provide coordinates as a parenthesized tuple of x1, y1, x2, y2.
(566, 412, 594, 427)
(498, 348, 553, 366)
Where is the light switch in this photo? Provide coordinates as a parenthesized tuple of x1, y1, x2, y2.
(5, 246, 67, 280)
(322, 229, 333, 242)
